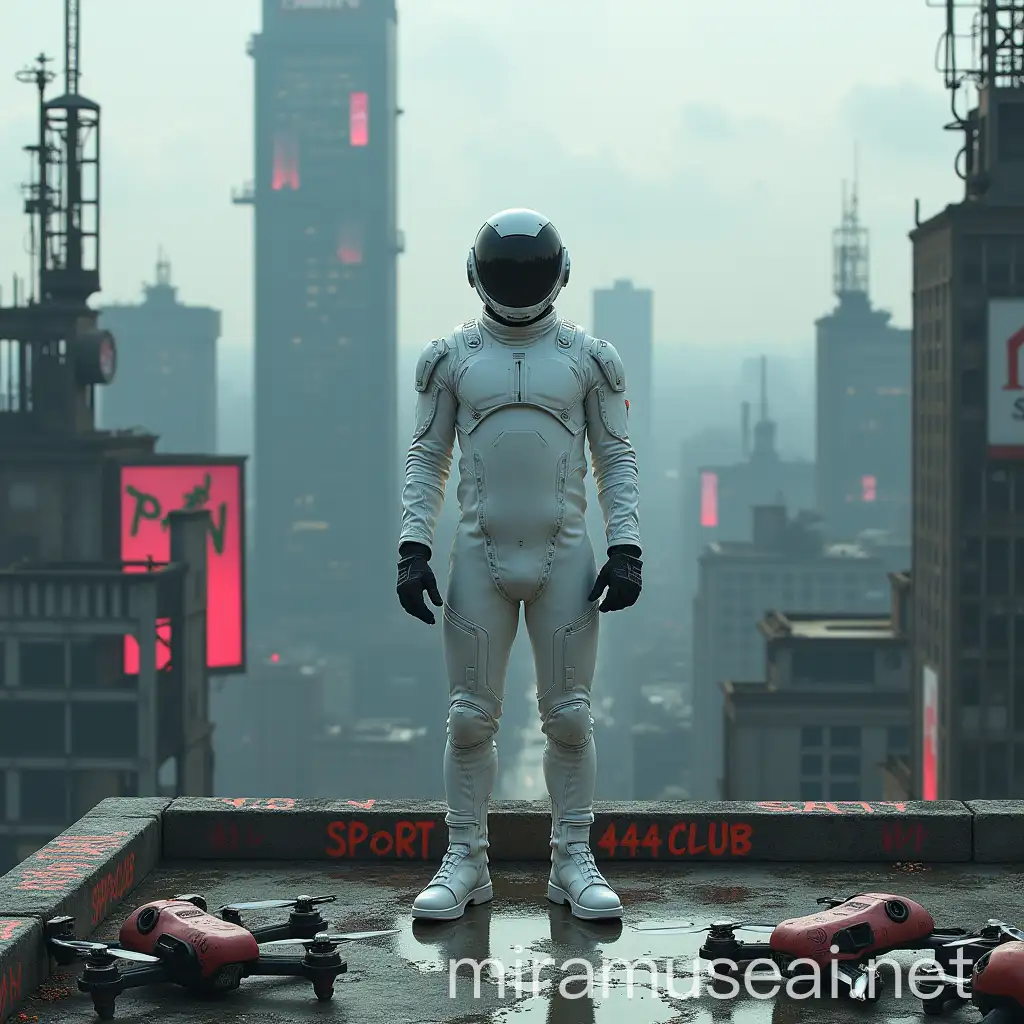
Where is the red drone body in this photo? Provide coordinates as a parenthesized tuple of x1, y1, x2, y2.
(770, 892, 935, 965)
(974, 941, 1024, 1014)
(119, 899, 259, 980)
(44, 891, 399, 1019)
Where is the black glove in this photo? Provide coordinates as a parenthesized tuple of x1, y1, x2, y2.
(588, 545, 642, 612)
(397, 542, 444, 624)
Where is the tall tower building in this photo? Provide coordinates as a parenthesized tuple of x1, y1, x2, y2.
(593, 280, 653, 457)
(588, 280, 653, 798)
(815, 171, 912, 542)
(911, 0, 1024, 800)
(99, 253, 220, 452)
(238, 0, 400, 653)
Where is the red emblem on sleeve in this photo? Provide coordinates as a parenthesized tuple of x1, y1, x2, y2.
(624, 400, 630, 412)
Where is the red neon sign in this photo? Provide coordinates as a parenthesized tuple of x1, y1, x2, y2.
(700, 471, 718, 527)
(120, 463, 244, 672)
(272, 134, 299, 190)
(921, 667, 938, 800)
(861, 474, 877, 502)
(337, 223, 362, 264)
(349, 92, 368, 147)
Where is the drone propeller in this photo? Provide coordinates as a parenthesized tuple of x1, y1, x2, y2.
(49, 939, 161, 964)
(944, 920, 1024, 947)
(635, 919, 776, 936)
(919, 965, 972, 989)
(220, 894, 338, 913)
(260, 929, 400, 947)
(844, 970, 872, 1000)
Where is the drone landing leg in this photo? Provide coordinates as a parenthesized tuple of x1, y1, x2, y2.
(248, 954, 347, 1002)
(78, 959, 173, 1019)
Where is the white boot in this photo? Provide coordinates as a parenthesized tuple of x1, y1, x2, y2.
(547, 823, 622, 920)
(412, 825, 493, 921)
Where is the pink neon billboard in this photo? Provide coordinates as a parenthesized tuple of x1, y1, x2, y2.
(349, 92, 368, 146)
(120, 462, 245, 673)
(700, 471, 719, 527)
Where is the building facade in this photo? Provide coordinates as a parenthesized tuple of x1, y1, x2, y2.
(586, 280, 654, 797)
(690, 505, 895, 799)
(99, 255, 220, 453)
(816, 180, 911, 542)
(592, 280, 653, 456)
(722, 600, 911, 801)
(684, 358, 816, 580)
(907, 7, 1024, 799)
(244, 0, 400, 652)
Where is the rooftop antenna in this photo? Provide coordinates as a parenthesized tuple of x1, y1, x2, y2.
(65, 0, 80, 95)
(156, 247, 171, 286)
(933, 0, 1024, 200)
(751, 355, 778, 460)
(741, 401, 751, 459)
(832, 145, 869, 299)
(759, 354, 768, 421)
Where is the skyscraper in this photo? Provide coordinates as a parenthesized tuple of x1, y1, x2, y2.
(99, 254, 220, 453)
(593, 280, 653, 457)
(815, 176, 911, 542)
(910, 1, 1024, 800)
(240, 0, 400, 653)
(590, 280, 653, 798)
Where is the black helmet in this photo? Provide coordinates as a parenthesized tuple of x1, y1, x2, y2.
(467, 208, 570, 323)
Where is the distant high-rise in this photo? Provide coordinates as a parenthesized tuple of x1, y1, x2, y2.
(593, 280, 653, 456)
(690, 505, 892, 799)
(815, 173, 911, 541)
(239, 0, 400, 652)
(99, 254, 219, 452)
(590, 280, 653, 798)
(683, 357, 816, 581)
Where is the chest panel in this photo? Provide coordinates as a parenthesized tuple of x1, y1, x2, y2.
(453, 337, 587, 435)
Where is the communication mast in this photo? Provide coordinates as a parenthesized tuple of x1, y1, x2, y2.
(832, 150, 869, 300)
(934, 0, 1024, 200)
(0, 0, 116, 434)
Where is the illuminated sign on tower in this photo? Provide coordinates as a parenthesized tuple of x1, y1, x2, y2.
(246, 0, 398, 652)
(119, 460, 246, 673)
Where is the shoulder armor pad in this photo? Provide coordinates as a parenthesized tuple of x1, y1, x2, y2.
(414, 337, 449, 392)
(588, 338, 626, 392)
(462, 319, 482, 346)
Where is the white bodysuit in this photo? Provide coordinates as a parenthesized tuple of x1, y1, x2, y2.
(399, 307, 640, 836)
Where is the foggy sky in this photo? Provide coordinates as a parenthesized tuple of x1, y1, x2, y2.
(0, 0, 962, 379)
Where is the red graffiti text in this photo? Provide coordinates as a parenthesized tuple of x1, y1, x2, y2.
(325, 819, 435, 859)
(882, 822, 926, 856)
(13, 833, 132, 892)
(596, 821, 754, 858)
(209, 823, 265, 853)
(0, 962, 22, 1020)
(756, 801, 908, 814)
(91, 853, 136, 926)
(219, 798, 296, 809)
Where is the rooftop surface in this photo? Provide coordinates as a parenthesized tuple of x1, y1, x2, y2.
(761, 614, 896, 642)
(1, 797, 1022, 1024)
(14, 860, 1024, 1024)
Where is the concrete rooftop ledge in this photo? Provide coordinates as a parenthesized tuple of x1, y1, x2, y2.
(0, 797, 1021, 1022)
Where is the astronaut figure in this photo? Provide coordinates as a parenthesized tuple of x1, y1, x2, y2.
(396, 208, 642, 922)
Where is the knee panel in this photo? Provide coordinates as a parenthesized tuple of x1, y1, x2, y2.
(447, 699, 497, 749)
(542, 699, 593, 749)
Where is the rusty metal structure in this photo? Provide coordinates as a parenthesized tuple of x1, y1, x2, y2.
(0, 1, 213, 872)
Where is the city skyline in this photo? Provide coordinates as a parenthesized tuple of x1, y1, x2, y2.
(0, 0, 950, 364)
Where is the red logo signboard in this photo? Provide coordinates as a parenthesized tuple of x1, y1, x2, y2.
(120, 462, 244, 673)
